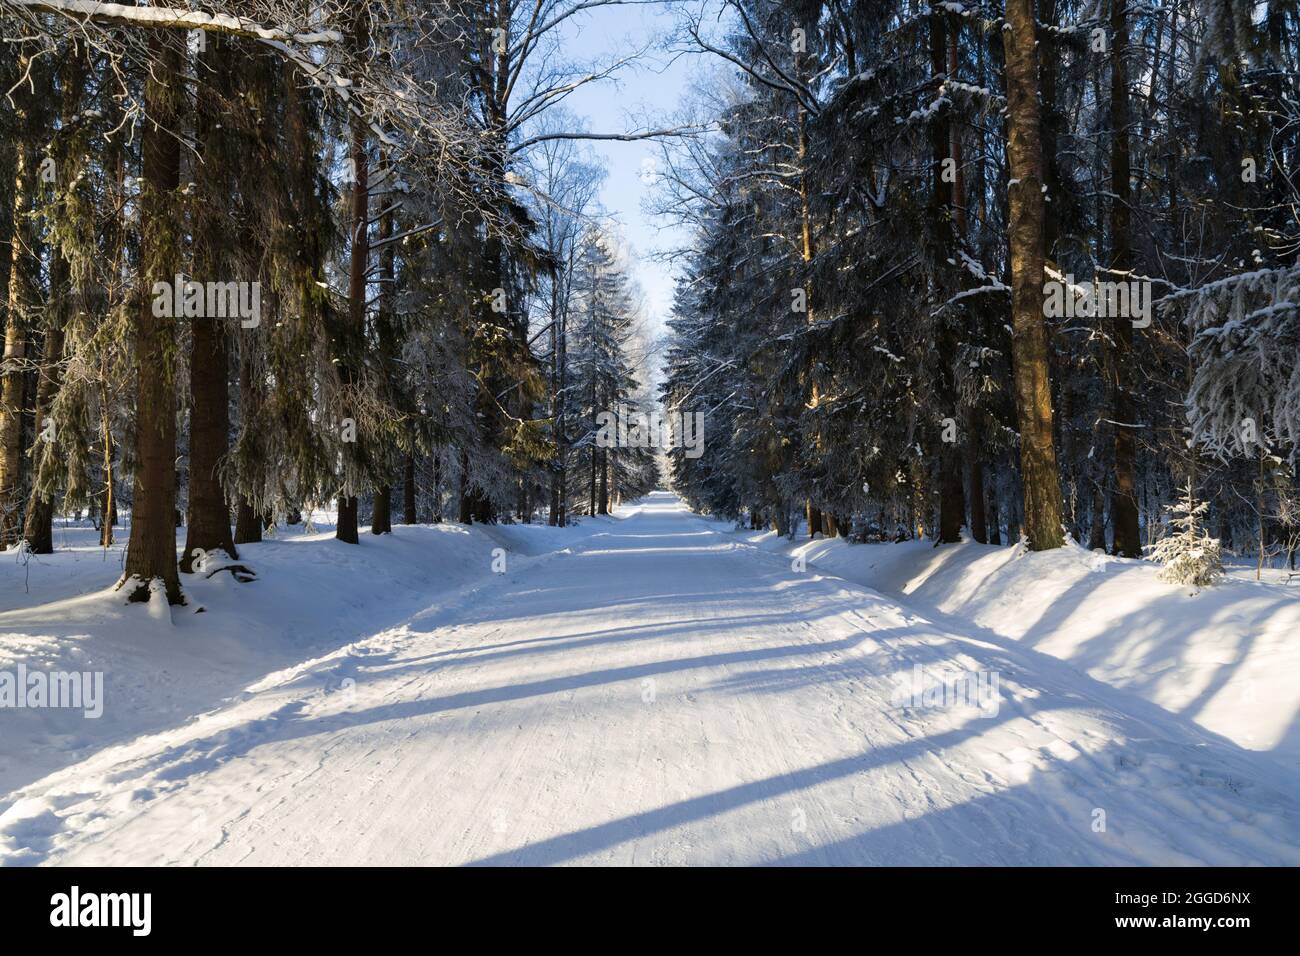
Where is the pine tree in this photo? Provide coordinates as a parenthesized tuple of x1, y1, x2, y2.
(23, 44, 85, 553)
(121, 28, 185, 604)
(0, 50, 46, 548)
(181, 33, 238, 572)
(1003, 0, 1065, 551)
(1150, 481, 1224, 588)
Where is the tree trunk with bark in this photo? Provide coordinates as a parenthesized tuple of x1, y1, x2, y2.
(966, 409, 988, 543)
(1108, 0, 1142, 557)
(234, 495, 262, 544)
(1088, 483, 1107, 550)
(1003, 0, 1066, 551)
(337, 9, 371, 545)
(22, 47, 86, 555)
(598, 448, 608, 515)
(987, 475, 1002, 545)
(931, 11, 966, 544)
(22, 318, 62, 554)
(100, 393, 116, 548)
(371, 154, 397, 537)
(403, 454, 417, 523)
(182, 37, 237, 572)
(0, 53, 39, 549)
(122, 30, 185, 603)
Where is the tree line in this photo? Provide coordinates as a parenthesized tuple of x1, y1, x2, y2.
(0, 0, 660, 605)
(657, 0, 1300, 567)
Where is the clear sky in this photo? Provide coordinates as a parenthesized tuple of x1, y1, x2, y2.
(546, 2, 705, 345)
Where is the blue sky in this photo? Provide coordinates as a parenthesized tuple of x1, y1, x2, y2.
(547, 2, 705, 341)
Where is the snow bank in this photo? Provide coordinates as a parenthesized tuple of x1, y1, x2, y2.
(721, 526, 1300, 767)
(0, 515, 621, 798)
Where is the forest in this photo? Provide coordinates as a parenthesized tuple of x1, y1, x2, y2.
(0, 0, 664, 606)
(2, 0, 1300, 875)
(657, 0, 1300, 574)
(2, 1, 1296, 613)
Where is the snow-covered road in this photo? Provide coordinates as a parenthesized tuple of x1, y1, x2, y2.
(7, 492, 1300, 865)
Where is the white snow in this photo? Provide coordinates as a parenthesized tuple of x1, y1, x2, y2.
(8, 1, 343, 45)
(2, 493, 1299, 865)
(0, 514, 619, 799)
(727, 526, 1300, 767)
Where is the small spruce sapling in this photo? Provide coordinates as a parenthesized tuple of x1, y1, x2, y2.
(1148, 481, 1224, 588)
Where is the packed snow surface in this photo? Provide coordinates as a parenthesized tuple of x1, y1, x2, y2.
(3, 493, 1299, 865)
(729, 525, 1300, 766)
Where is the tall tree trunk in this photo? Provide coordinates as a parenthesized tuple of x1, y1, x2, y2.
(233, 319, 265, 546)
(99, 383, 116, 548)
(1256, 445, 1266, 581)
(795, 43, 825, 538)
(235, 495, 262, 544)
(932, 11, 966, 544)
(337, 8, 371, 544)
(371, 152, 397, 536)
(458, 448, 472, 524)
(432, 453, 442, 523)
(549, 279, 561, 526)
(403, 453, 417, 523)
(948, 20, 968, 236)
(1037, 0, 1066, 259)
(966, 408, 988, 543)
(473, 489, 492, 524)
(182, 37, 237, 572)
(598, 447, 609, 515)
(123, 30, 184, 603)
(371, 488, 391, 534)
(0, 53, 39, 549)
(1088, 483, 1107, 550)
(96, 90, 127, 553)
(950, 15, 986, 545)
(1216, 493, 1233, 553)
(1003, 0, 1065, 551)
(987, 474, 1002, 545)
(1108, 0, 1142, 557)
(22, 320, 61, 554)
(21, 253, 61, 554)
(556, 303, 567, 527)
(22, 47, 86, 555)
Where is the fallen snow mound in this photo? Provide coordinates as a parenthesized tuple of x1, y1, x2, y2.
(724, 527, 1300, 768)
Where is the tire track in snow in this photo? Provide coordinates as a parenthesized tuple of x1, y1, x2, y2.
(8, 492, 1300, 866)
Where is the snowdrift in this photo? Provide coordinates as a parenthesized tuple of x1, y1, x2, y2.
(724, 526, 1300, 768)
(0, 516, 622, 798)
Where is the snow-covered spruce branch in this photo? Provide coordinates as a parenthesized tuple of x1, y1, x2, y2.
(1, 0, 341, 45)
(3, 0, 497, 215)
(1164, 265, 1300, 459)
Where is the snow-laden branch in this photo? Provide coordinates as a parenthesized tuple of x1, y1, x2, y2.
(513, 124, 715, 152)
(2, 0, 342, 45)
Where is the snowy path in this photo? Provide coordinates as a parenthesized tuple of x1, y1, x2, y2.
(6, 492, 1300, 866)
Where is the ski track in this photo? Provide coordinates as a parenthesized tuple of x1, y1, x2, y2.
(3, 492, 1299, 866)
